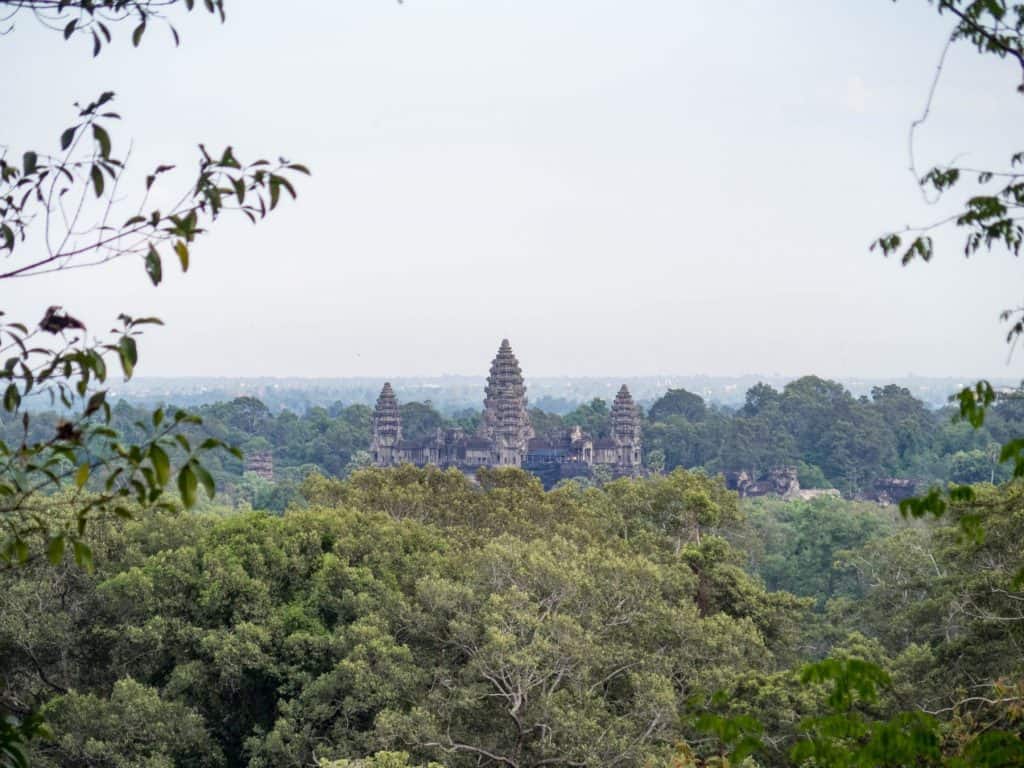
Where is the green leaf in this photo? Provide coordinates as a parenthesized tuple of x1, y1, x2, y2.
(999, 438, 1024, 463)
(149, 444, 171, 486)
(177, 464, 198, 508)
(90, 164, 104, 197)
(73, 540, 93, 573)
(118, 336, 138, 379)
(274, 174, 297, 199)
(63, 18, 77, 39)
(74, 463, 90, 488)
(46, 535, 65, 565)
(955, 381, 995, 428)
(132, 21, 146, 47)
(92, 123, 111, 159)
(899, 487, 947, 519)
(194, 462, 216, 500)
(269, 177, 281, 209)
(144, 245, 162, 286)
(60, 126, 77, 151)
(84, 390, 106, 416)
(22, 151, 38, 175)
(219, 146, 240, 168)
(12, 538, 29, 564)
(3, 384, 21, 412)
(173, 240, 189, 272)
(948, 484, 975, 503)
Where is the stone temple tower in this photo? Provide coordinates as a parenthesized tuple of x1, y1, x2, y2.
(610, 384, 642, 471)
(371, 382, 402, 466)
(478, 339, 534, 466)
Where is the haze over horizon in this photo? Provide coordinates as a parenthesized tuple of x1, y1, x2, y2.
(4, 1, 1023, 379)
(122, 370, 1024, 384)
(112, 369, 1022, 414)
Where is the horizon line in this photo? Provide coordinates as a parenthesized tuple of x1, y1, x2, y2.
(121, 373, 1024, 383)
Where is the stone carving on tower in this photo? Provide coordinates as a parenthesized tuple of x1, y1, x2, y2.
(611, 385, 643, 471)
(370, 382, 402, 466)
(478, 338, 534, 466)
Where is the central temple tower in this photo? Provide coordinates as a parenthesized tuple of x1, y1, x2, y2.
(478, 338, 534, 466)
(370, 382, 402, 466)
(610, 384, 642, 471)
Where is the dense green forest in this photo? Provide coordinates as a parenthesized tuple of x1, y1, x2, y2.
(6, 376, 1015, 511)
(2, 468, 1020, 766)
(2, 0, 1023, 765)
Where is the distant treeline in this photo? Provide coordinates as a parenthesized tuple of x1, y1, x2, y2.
(6, 376, 1022, 509)
(107, 374, 1012, 412)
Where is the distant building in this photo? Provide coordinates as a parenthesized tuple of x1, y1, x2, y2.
(244, 450, 274, 480)
(724, 466, 913, 504)
(370, 339, 643, 485)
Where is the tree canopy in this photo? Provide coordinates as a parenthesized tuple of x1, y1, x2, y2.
(0, 468, 1021, 766)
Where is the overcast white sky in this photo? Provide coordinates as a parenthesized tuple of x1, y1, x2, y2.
(3, 0, 1023, 378)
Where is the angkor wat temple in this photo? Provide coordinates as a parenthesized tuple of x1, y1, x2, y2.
(370, 339, 643, 486)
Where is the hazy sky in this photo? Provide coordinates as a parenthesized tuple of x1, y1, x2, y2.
(3, 1, 1023, 378)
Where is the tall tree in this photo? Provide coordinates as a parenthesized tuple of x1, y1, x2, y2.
(649, 388, 707, 423)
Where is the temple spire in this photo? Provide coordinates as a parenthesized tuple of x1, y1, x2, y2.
(611, 385, 640, 440)
(371, 382, 402, 465)
(479, 339, 533, 465)
(611, 384, 642, 470)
